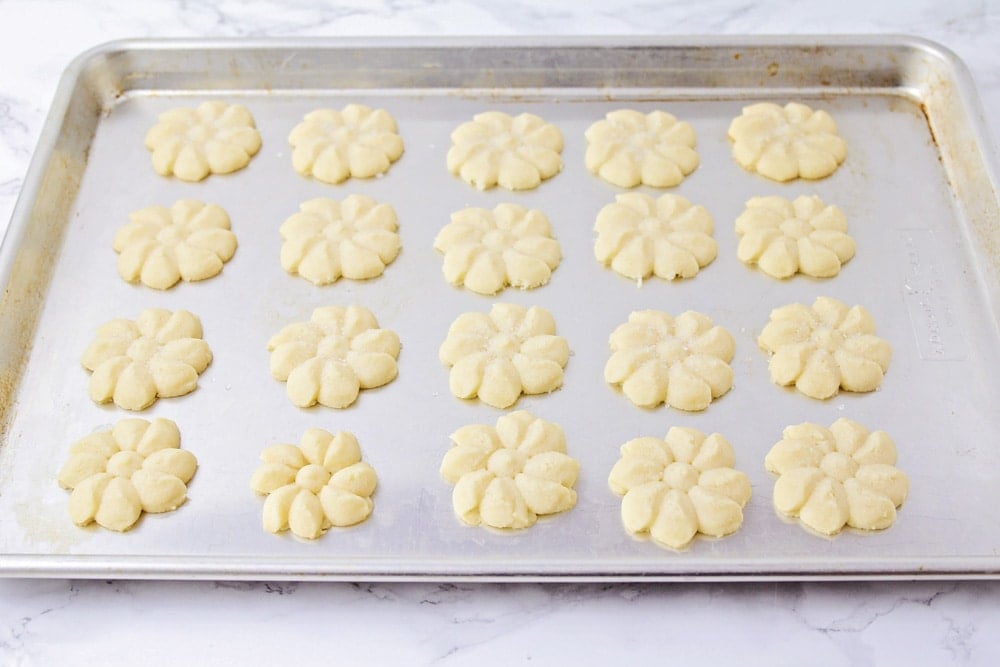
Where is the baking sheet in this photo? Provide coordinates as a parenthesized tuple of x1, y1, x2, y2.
(1, 37, 999, 580)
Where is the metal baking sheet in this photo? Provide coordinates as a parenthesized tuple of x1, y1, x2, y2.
(1, 37, 999, 580)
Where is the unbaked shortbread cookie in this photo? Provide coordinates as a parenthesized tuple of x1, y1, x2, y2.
(58, 418, 197, 532)
(144, 101, 261, 181)
(728, 102, 847, 181)
(114, 200, 238, 289)
(447, 111, 563, 190)
(594, 193, 717, 283)
(280, 196, 400, 285)
(765, 418, 909, 535)
(736, 195, 855, 279)
(605, 310, 735, 411)
(608, 427, 751, 550)
(434, 204, 561, 295)
(250, 429, 377, 539)
(81, 309, 213, 411)
(267, 305, 400, 409)
(439, 304, 569, 409)
(758, 296, 892, 400)
(288, 105, 404, 184)
(585, 109, 699, 188)
(440, 410, 579, 530)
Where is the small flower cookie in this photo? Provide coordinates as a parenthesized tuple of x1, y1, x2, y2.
(765, 418, 909, 535)
(434, 204, 561, 295)
(728, 102, 847, 181)
(251, 428, 377, 540)
(81, 309, 212, 411)
(440, 411, 579, 530)
(447, 111, 563, 190)
(439, 304, 569, 409)
(58, 418, 197, 532)
(280, 196, 401, 285)
(113, 200, 238, 289)
(736, 195, 855, 279)
(609, 427, 751, 550)
(758, 296, 892, 400)
(585, 109, 699, 188)
(288, 104, 404, 184)
(144, 101, 261, 181)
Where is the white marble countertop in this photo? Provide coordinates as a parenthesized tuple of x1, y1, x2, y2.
(1, 1, 999, 664)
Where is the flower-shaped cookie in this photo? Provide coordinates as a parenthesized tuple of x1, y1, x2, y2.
(81, 309, 213, 411)
(267, 305, 400, 409)
(250, 428, 377, 539)
(608, 427, 751, 550)
(288, 104, 404, 184)
(433, 204, 561, 295)
(144, 101, 261, 181)
(758, 296, 892, 400)
(765, 418, 909, 535)
(57, 418, 197, 532)
(605, 310, 735, 411)
(439, 304, 569, 409)
(446, 111, 563, 190)
(585, 109, 699, 188)
(594, 193, 717, 283)
(440, 411, 579, 530)
(280, 196, 401, 285)
(736, 195, 855, 279)
(113, 200, 238, 289)
(728, 102, 847, 181)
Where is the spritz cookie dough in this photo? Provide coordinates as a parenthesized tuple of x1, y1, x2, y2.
(434, 204, 561, 295)
(447, 111, 563, 191)
(250, 429, 377, 539)
(288, 104, 404, 184)
(585, 109, 699, 188)
(728, 102, 847, 181)
(605, 310, 735, 411)
(439, 304, 569, 409)
(268, 305, 400, 409)
(609, 427, 751, 550)
(736, 195, 855, 279)
(594, 193, 717, 283)
(114, 200, 238, 290)
(765, 418, 909, 535)
(758, 296, 892, 400)
(440, 411, 579, 530)
(58, 418, 197, 532)
(144, 101, 261, 181)
(280, 196, 400, 285)
(81, 309, 212, 411)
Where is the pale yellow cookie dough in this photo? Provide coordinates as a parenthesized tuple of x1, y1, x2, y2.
(288, 104, 404, 184)
(594, 193, 717, 283)
(765, 418, 909, 535)
(81, 309, 212, 411)
(114, 200, 237, 290)
(736, 195, 855, 279)
(434, 204, 561, 295)
(446, 111, 563, 190)
(250, 428, 377, 539)
(280, 196, 401, 285)
(267, 305, 400, 409)
(609, 427, 751, 550)
(758, 296, 892, 400)
(439, 303, 569, 409)
(728, 102, 847, 181)
(440, 410, 579, 530)
(585, 109, 699, 188)
(58, 418, 197, 532)
(605, 310, 735, 411)
(144, 101, 261, 181)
